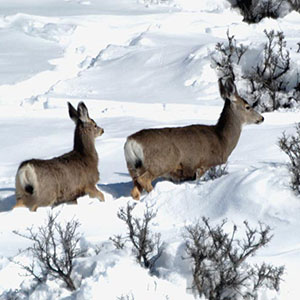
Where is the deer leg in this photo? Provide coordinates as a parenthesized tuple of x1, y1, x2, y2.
(14, 198, 38, 212)
(30, 204, 38, 212)
(137, 171, 154, 193)
(131, 180, 143, 201)
(13, 198, 26, 209)
(128, 169, 143, 200)
(86, 186, 105, 202)
(67, 199, 78, 205)
(169, 165, 196, 182)
(168, 165, 183, 183)
(181, 167, 197, 181)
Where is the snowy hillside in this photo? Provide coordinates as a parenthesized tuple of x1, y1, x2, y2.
(0, 0, 300, 299)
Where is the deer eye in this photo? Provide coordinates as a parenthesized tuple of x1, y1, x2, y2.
(245, 105, 251, 110)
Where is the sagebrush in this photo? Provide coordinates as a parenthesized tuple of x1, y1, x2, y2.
(244, 30, 291, 112)
(279, 123, 300, 194)
(112, 202, 165, 273)
(211, 30, 248, 81)
(227, 0, 291, 23)
(13, 213, 85, 292)
(212, 29, 300, 112)
(184, 218, 284, 300)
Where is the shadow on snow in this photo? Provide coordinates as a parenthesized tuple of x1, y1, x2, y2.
(0, 188, 16, 212)
(98, 181, 133, 199)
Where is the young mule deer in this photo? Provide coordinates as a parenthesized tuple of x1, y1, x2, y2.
(124, 78, 264, 200)
(14, 102, 105, 211)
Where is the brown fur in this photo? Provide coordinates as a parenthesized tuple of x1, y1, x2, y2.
(14, 102, 104, 211)
(124, 78, 264, 200)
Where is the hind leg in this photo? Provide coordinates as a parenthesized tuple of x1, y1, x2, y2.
(137, 171, 154, 193)
(86, 185, 105, 202)
(13, 198, 26, 209)
(128, 169, 145, 200)
(131, 180, 143, 200)
(130, 171, 154, 200)
(13, 197, 39, 212)
(128, 167, 154, 200)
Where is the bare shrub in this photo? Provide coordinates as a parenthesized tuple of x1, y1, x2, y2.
(287, 0, 300, 10)
(211, 30, 248, 81)
(109, 234, 126, 250)
(184, 218, 284, 300)
(279, 123, 300, 194)
(114, 202, 165, 272)
(13, 213, 85, 291)
(200, 164, 228, 182)
(228, 0, 290, 23)
(211, 28, 300, 112)
(244, 30, 291, 112)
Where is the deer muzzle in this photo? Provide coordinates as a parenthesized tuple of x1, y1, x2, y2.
(255, 116, 264, 124)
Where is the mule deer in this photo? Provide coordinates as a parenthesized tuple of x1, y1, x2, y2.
(124, 78, 264, 200)
(14, 102, 105, 211)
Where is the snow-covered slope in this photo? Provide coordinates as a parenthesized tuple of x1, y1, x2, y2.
(0, 0, 300, 299)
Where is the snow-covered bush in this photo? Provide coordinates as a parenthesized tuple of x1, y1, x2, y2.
(287, 0, 300, 10)
(279, 123, 300, 195)
(211, 30, 248, 81)
(211, 29, 300, 112)
(244, 30, 291, 112)
(13, 213, 85, 292)
(113, 202, 165, 273)
(184, 218, 284, 300)
(227, 0, 292, 23)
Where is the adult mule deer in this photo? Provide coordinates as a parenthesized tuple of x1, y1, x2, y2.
(14, 102, 105, 211)
(124, 78, 264, 200)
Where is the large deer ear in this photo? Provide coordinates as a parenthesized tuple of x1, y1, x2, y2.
(68, 102, 78, 123)
(77, 102, 90, 123)
(218, 77, 237, 102)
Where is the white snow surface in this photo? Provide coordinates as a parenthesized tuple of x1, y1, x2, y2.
(0, 0, 300, 299)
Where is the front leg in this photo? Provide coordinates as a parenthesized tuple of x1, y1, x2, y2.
(137, 171, 154, 194)
(30, 204, 38, 212)
(86, 185, 105, 202)
(195, 167, 208, 180)
(169, 165, 196, 182)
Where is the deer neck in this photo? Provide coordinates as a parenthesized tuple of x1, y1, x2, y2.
(215, 99, 243, 159)
(73, 127, 98, 162)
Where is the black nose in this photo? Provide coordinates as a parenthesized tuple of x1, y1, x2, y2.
(256, 116, 264, 124)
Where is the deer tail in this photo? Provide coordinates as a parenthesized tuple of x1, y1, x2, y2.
(16, 163, 38, 195)
(124, 139, 144, 171)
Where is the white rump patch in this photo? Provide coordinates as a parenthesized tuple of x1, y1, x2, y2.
(17, 163, 38, 191)
(124, 139, 144, 167)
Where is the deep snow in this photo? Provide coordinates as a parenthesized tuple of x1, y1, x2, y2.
(0, 0, 300, 299)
